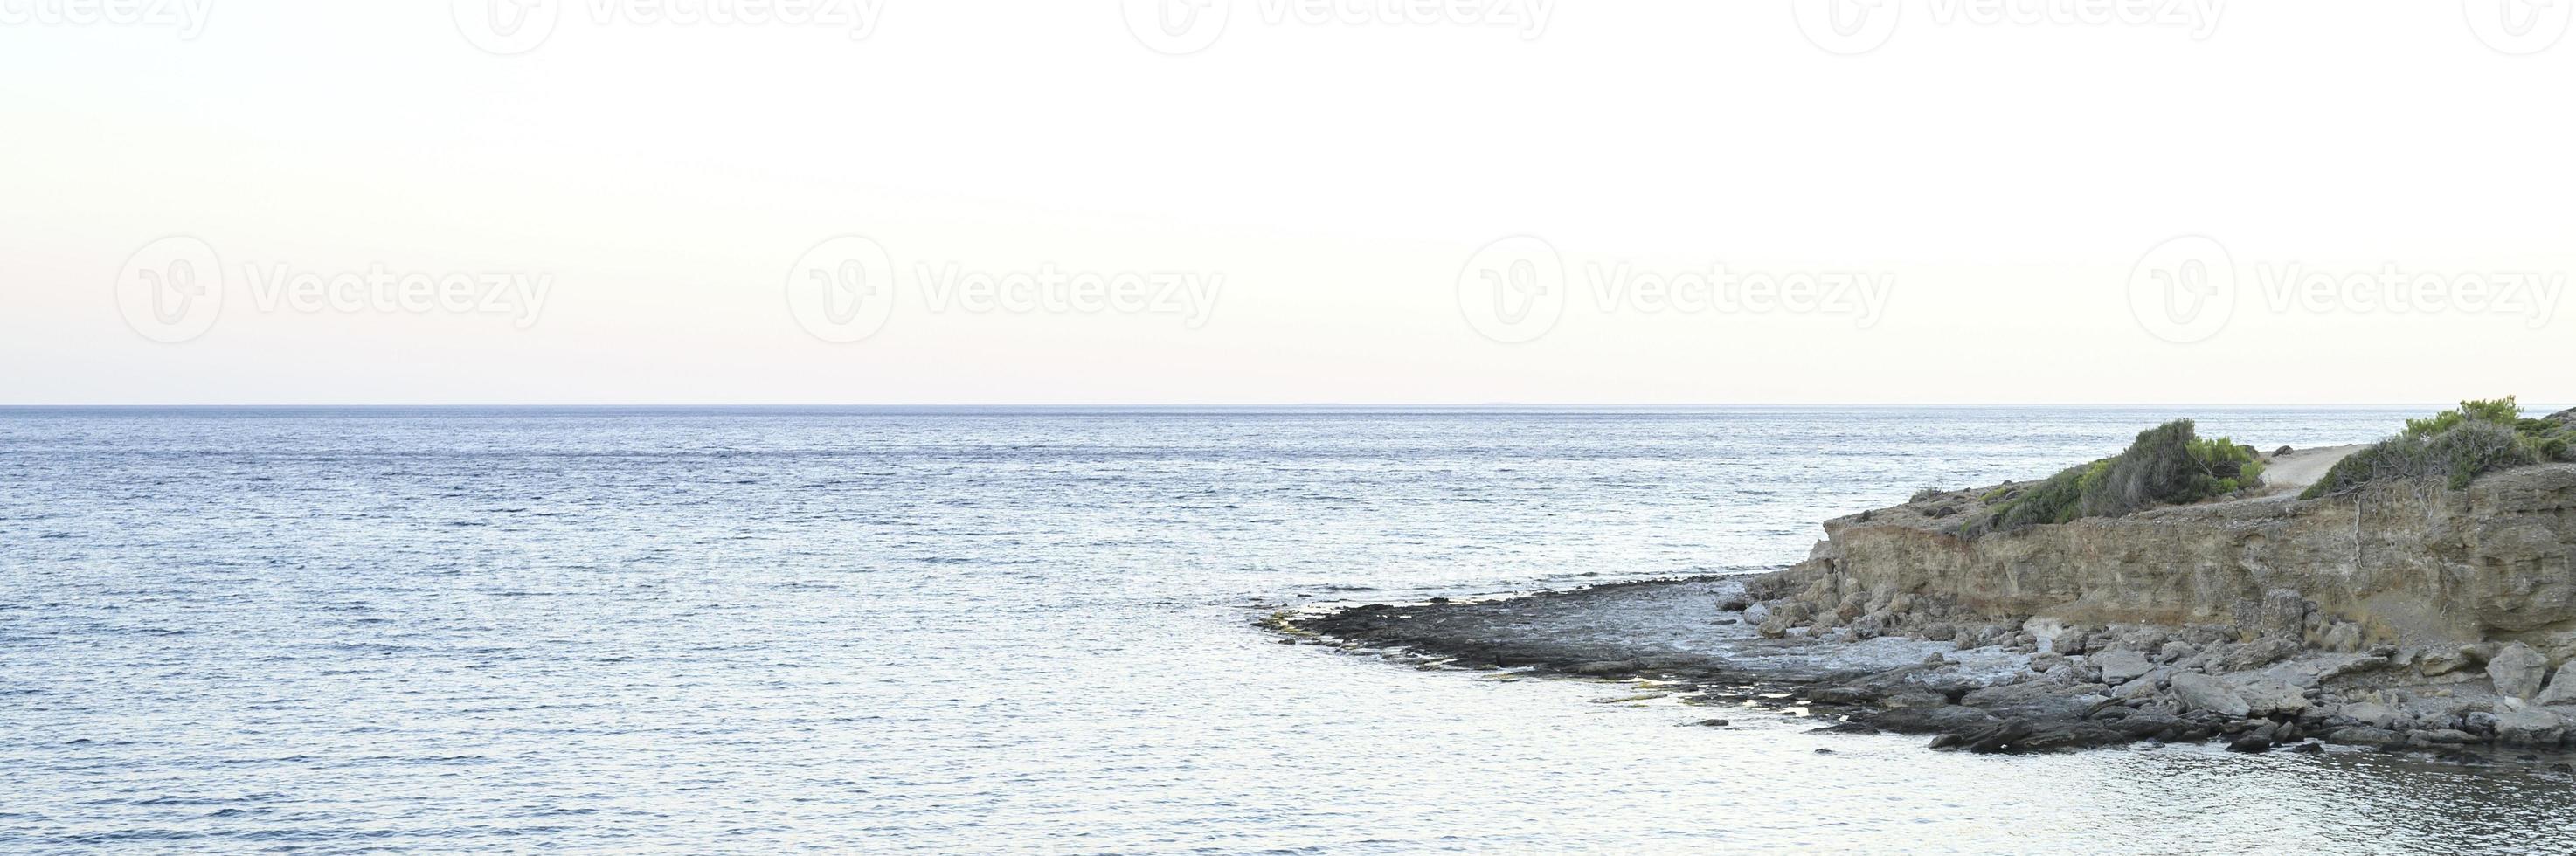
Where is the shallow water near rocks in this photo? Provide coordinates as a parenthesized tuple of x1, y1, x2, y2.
(6, 405, 2574, 853)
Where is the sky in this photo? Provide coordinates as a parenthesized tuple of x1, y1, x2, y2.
(3, 0, 2571, 405)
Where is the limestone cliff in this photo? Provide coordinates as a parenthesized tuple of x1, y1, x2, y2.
(1752, 462, 2576, 651)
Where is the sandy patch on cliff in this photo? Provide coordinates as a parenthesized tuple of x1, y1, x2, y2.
(2259, 444, 2367, 493)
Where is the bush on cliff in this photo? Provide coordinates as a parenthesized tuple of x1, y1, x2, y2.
(1962, 419, 2261, 538)
(2302, 397, 2573, 499)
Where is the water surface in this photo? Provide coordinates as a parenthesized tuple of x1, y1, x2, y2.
(4, 406, 2568, 853)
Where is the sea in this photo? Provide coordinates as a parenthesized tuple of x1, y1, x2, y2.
(5, 405, 2573, 853)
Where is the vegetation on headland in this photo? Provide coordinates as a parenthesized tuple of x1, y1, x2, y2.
(1961, 419, 2261, 538)
(2300, 397, 2576, 499)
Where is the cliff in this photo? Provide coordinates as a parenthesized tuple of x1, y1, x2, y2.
(1751, 461, 2576, 651)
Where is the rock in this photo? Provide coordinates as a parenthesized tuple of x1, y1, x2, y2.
(1748, 463, 2576, 682)
(1740, 603, 1771, 625)
(2231, 678, 2313, 718)
(2254, 589, 2309, 639)
(1847, 612, 1885, 639)
(1805, 686, 1875, 705)
(2321, 622, 2365, 653)
(2157, 641, 2198, 665)
(2325, 727, 2405, 748)
(2537, 663, 2576, 706)
(2420, 649, 2474, 677)
(2274, 445, 2295, 457)
(2337, 701, 2401, 728)
(2053, 632, 2090, 655)
(1961, 719, 2035, 754)
(2288, 741, 2323, 754)
(2465, 711, 2502, 735)
(2489, 643, 2551, 699)
(2169, 673, 2251, 718)
(2249, 652, 2383, 690)
(2219, 638, 2303, 672)
(2112, 669, 2170, 701)
(1698, 719, 1731, 727)
(2095, 649, 2155, 685)
(1717, 596, 1753, 612)
(2494, 708, 2567, 748)
(1958, 680, 2111, 721)
(2227, 735, 2274, 753)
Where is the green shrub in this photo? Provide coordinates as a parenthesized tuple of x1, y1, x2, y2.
(2302, 398, 2560, 499)
(2401, 396, 2521, 439)
(1963, 419, 2259, 538)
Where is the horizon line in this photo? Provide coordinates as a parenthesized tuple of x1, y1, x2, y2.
(0, 402, 2524, 410)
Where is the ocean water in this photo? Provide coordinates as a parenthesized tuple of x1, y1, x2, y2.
(5, 405, 2573, 854)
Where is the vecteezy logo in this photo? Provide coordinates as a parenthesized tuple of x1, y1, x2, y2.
(1457, 235, 1567, 344)
(787, 236, 897, 342)
(454, 0, 561, 56)
(1123, 0, 1229, 55)
(114, 236, 225, 343)
(2127, 235, 2237, 343)
(1793, 0, 1901, 55)
(2466, 0, 2571, 54)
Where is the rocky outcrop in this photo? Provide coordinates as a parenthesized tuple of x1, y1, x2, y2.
(1735, 461, 2576, 756)
(1752, 463, 2576, 652)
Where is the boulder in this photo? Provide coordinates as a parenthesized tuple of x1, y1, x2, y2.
(2255, 652, 2387, 688)
(1847, 612, 1886, 639)
(2170, 673, 2251, 718)
(2536, 662, 2576, 706)
(2232, 678, 2313, 718)
(2488, 643, 2551, 699)
(1961, 719, 2035, 754)
(2219, 638, 2303, 673)
(2337, 701, 2402, 728)
(2112, 668, 2170, 701)
(1958, 680, 2110, 721)
(2255, 589, 2309, 639)
(2095, 649, 2156, 685)
(2493, 708, 2566, 748)
(2420, 649, 2475, 677)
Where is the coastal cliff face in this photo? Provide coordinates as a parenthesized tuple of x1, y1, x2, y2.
(1752, 463, 2576, 651)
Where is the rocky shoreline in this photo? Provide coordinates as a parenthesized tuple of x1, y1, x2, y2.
(1276, 577, 2576, 760)
(1281, 408, 2576, 760)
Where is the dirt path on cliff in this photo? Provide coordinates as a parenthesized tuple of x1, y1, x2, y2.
(2260, 444, 2367, 493)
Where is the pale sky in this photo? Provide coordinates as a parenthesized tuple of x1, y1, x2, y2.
(3, 1, 2571, 404)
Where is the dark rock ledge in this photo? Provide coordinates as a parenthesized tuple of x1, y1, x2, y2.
(1271, 577, 2576, 762)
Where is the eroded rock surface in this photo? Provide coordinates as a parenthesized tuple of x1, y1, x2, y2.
(1280, 463, 2576, 759)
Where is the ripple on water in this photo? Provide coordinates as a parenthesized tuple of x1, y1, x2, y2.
(4, 406, 2570, 853)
